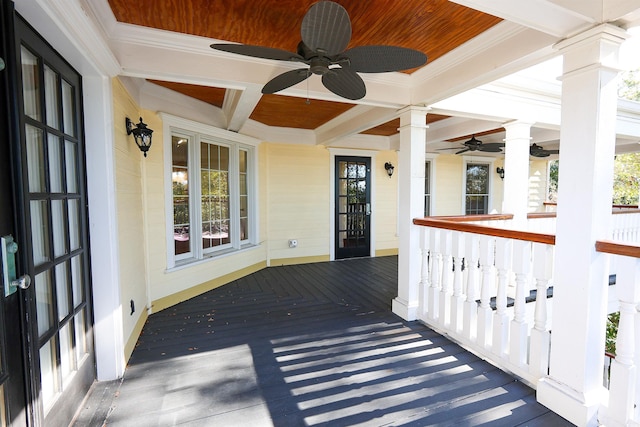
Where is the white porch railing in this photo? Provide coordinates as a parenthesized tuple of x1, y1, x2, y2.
(413, 216, 555, 387)
(413, 216, 640, 426)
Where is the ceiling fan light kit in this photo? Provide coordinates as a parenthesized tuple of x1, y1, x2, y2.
(211, 1, 427, 100)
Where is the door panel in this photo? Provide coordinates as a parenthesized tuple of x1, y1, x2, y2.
(335, 157, 371, 259)
(0, 0, 29, 425)
(7, 12, 95, 427)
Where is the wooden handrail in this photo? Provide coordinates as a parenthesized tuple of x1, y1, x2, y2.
(413, 217, 556, 245)
(596, 240, 640, 258)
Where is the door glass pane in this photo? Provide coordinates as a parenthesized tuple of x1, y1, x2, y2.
(39, 338, 59, 414)
(52, 200, 67, 257)
(48, 135, 63, 193)
(74, 310, 87, 362)
(55, 262, 70, 321)
(44, 65, 59, 129)
(61, 80, 75, 137)
(68, 199, 80, 251)
(70, 255, 84, 308)
(21, 46, 41, 121)
(59, 323, 74, 385)
(26, 125, 46, 193)
(65, 140, 78, 193)
(30, 200, 50, 266)
(35, 271, 54, 337)
(0, 385, 6, 427)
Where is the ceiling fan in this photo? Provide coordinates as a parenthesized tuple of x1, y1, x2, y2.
(210, 1, 427, 100)
(439, 135, 505, 155)
(530, 143, 559, 157)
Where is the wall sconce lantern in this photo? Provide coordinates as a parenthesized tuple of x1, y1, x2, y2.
(384, 162, 395, 178)
(496, 166, 505, 180)
(126, 117, 153, 157)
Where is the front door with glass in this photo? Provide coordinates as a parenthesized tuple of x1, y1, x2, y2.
(335, 157, 371, 259)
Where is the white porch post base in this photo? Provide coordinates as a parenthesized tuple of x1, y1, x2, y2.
(537, 377, 606, 427)
(392, 297, 419, 321)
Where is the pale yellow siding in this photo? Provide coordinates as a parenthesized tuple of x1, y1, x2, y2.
(265, 143, 331, 264)
(112, 78, 148, 360)
(529, 160, 549, 212)
(433, 154, 464, 215)
(375, 151, 399, 253)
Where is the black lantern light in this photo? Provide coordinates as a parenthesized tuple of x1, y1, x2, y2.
(384, 162, 395, 178)
(496, 166, 505, 180)
(126, 117, 153, 157)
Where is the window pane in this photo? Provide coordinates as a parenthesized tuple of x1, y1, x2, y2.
(55, 262, 70, 321)
(173, 137, 190, 256)
(65, 140, 78, 193)
(26, 125, 46, 193)
(70, 255, 84, 307)
(30, 200, 50, 266)
(52, 200, 67, 257)
(74, 309, 87, 362)
(44, 65, 59, 129)
(21, 46, 41, 121)
(40, 338, 59, 413)
(35, 270, 54, 337)
(68, 199, 80, 251)
(424, 161, 431, 216)
(201, 142, 231, 250)
(61, 80, 75, 137)
(48, 135, 63, 193)
(59, 322, 75, 384)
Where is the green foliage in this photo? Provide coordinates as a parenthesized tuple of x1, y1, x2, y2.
(548, 160, 559, 201)
(619, 69, 640, 101)
(606, 312, 620, 355)
(612, 153, 640, 205)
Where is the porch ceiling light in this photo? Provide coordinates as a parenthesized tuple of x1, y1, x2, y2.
(126, 117, 154, 157)
(385, 162, 395, 178)
(496, 166, 505, 180)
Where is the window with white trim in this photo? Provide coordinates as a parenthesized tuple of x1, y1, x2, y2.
(166, 117, 257, 267)
(465, 162, 490, 215)
(424, 160, 432, 216)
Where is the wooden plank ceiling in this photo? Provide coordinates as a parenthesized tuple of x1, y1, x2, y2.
(110, 0, 501, 133)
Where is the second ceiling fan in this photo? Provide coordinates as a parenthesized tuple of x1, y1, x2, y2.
(439, 135, 505, 155)
(211, 1, 427, 100)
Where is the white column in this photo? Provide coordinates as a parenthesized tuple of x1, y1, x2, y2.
(502, 120, 533, 228)
(537, 24, 628, 427)
(393, 106, 428, 321)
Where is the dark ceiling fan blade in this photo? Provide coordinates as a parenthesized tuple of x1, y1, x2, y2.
(301, 1, 351, 56)
(531, 151, 551, 158)
(321, 68, 366, 100)
(262, 69, 310, 94)
(211, 43, 303, 62)
(437, 147, 461, 150)
(479, 142, 505, 150)
(478, 146, 504, 153)
(455, 148, 471, 155)
(343, 46, 427, 73)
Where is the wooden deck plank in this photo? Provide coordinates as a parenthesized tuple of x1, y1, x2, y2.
(73, 256, 574, 426)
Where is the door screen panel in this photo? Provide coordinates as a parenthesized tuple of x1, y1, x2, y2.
(335, 157, 371, 259)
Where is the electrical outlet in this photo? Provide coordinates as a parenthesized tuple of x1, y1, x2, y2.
(288, 239, 298, 248)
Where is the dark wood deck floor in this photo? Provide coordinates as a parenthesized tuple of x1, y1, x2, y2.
(74, 256, 574, 426)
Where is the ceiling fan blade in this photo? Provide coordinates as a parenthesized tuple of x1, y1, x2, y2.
(479, 142, 505, 150)
(531, 151, 551, 158)
(437, 147, 461, 151)
(262, 69, 310, 94)
(301, 1, 351, 56)
(547, 149, 560, 154)
(343, 46, 427, 73)
(455, 148, 471, 155)
(478, 146, 504, 153)
(322, 68, 366, 100)
(211, 43, 303, 62)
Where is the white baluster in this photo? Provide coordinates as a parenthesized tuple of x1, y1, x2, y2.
(463, 234, 480, 343)
(493, 238, 512, 359)
(477, 235, 495, 349)
(510, 239, 531, 367)
(428, 229, 441, 321)
(529, 242, 554, 380)
(439, 230, 453, 328)
(417, 227, 430, 320)
(608, 256, 640, 425)
(450, 232, 465, 334)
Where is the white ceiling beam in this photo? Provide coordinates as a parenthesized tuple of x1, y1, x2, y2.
(222, 86, 263, 132)
(315, 105, 399, 146)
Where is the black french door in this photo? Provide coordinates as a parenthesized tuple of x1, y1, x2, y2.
(335, 156, 371, 259)
(0, 2, 95, 425)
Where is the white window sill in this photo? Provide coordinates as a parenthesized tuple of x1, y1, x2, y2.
(165, 242, 261, 273)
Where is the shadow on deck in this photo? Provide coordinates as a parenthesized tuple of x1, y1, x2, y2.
(74, 256, 574, 426)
